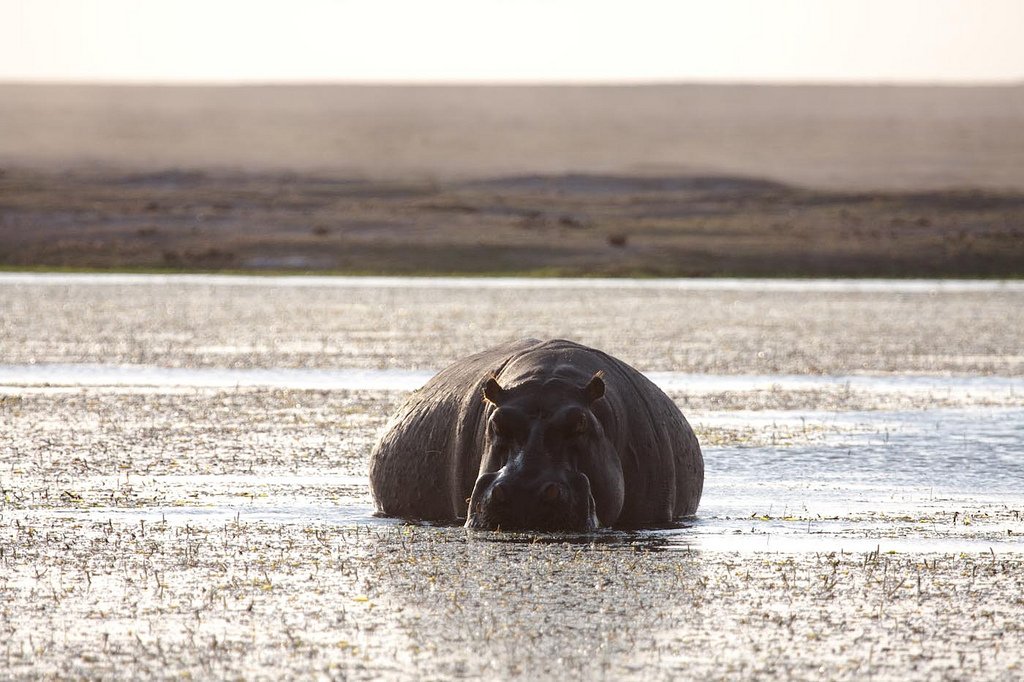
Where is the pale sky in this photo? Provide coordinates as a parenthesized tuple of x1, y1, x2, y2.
(1, 0, 1022, 84)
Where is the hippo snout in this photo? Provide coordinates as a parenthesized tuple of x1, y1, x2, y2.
(465, 469, 599, 532)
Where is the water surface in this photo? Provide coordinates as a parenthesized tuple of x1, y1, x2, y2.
(3, 286, 1021, 556)
(3, 271, 1024, 292)
(2, 362, 1020, 396)
(5, 363, 1019, 554)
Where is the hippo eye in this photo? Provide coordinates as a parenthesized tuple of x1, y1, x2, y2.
(489, 407, 525, 439)
(562, 407, 589, 437)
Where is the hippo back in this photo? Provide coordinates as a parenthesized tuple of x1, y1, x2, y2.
(368, 338, 704, 525)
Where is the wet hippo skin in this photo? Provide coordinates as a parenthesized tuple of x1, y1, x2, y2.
(369, 338, 704, 531)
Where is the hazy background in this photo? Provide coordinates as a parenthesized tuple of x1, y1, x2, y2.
(2, 0, 1022, 187)
(2, 0, 1022, 84)
(3, 83, 1023, 190)
(1, 0, 1022, 276)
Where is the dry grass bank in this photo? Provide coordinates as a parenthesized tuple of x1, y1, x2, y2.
(2, 169, 1022, 277)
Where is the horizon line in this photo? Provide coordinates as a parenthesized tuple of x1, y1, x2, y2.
(2, 77, 1023, 88)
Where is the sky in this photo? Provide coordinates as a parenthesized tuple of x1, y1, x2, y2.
(1, 0, 1022, 84)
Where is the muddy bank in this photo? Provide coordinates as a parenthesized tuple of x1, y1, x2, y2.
(2, 168, 1023, 277)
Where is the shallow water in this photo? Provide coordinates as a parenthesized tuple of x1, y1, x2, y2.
(2, 272, 1022, 556)
(5, 274, 1024, 679)
(5, 361, 1021, 554)
(0, 363, 436, 391)
(6, 273, 1022, 379)
(2, 362, 1021, 397)
(3, 271, 1023, 292)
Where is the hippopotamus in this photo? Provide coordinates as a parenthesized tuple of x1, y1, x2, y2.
(369, 339, 703, 531)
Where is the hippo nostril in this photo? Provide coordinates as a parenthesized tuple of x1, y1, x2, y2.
(541, 482, 560, 502)
(490, 482, 508, 503)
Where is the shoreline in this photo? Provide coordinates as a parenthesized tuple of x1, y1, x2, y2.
(2, 265, 1024, 281)
(3, 168, 1023, 278)
(5, 269, 1024, 283)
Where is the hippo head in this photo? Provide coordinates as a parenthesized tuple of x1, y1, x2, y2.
(465, 372, 625, 532)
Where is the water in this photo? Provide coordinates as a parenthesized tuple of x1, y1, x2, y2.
(689, 407, 1024, 552)
(0, 363, 435, 391)
(1, 362, 1020, 396)
(4, 358, 1022, 554)
(2, 271, 1023, 293)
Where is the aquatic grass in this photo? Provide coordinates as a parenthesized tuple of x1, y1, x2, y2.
(3, 512, 1023, 677)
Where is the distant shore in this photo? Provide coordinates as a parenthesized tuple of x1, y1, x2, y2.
(2, 168, 1022, 278)
(2, 83, 1021, 277)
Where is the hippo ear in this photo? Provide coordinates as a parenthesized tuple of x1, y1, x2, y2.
(482, 375, 507, 405)
(583, 371, 605, 404)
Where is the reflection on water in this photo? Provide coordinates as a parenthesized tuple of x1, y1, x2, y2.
(18, 405, 1024, 555)
(35, 503, 387, 527)
(0, 363, 436, 391)
(24, 503, 1024, 554)
(2, 362, 1021, 397)
(4, 358, 1021, 555)
(708, 408, 1024, 494)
